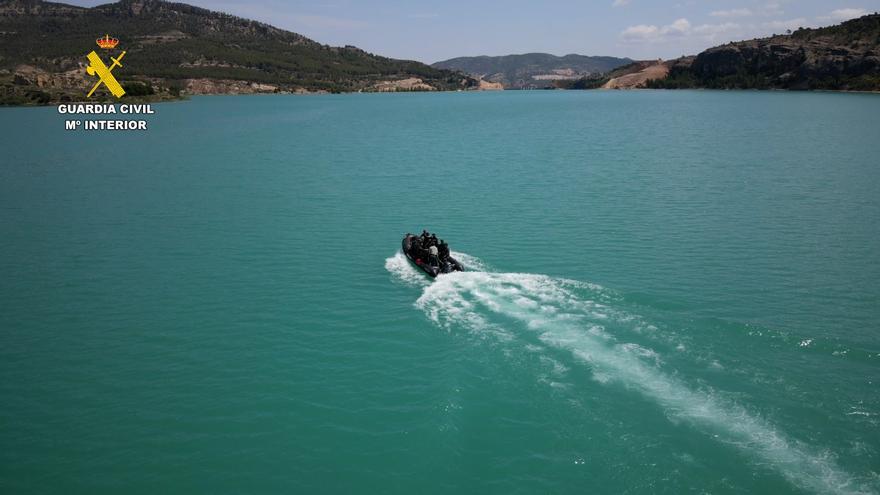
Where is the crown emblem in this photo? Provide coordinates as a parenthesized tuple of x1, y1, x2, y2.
(96, 34, 119, 49)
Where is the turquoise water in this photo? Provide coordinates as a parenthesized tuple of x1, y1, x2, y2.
(1, 91, 879, 494)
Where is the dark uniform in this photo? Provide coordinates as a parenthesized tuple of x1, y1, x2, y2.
(438, 241, 449, 260)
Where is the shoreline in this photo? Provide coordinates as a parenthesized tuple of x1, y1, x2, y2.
(4, 86, 880, 108)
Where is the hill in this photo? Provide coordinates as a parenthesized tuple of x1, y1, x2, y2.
(648, 14, 880, 90)
(0, 0, 477, 105)
(555, 60, 676, 89)
(432, 53, 632, 89)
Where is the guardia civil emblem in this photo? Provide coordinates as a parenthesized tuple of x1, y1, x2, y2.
(85, 35, 127, 98)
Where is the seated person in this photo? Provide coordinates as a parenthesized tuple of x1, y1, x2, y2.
(438, 240, 449, 260)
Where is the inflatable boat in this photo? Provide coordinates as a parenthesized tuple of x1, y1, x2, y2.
(402, 233, 464, 278)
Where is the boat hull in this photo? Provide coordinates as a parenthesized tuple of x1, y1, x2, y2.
(401, 235, 463, 278)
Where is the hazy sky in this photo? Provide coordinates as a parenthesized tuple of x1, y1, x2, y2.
(67, 0, 880, 62)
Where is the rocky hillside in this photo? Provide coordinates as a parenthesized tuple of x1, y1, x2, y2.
(0, 0, 476, 104)
(432, 53, 632, 89)
(648, 14, 880, 90)
(601, 62, 670, 89)
(552, 60, 672, 89)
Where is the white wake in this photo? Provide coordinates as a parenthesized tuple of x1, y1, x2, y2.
(385, 252, 869, 495)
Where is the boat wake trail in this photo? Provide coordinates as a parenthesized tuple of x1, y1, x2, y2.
(385, 252, 870, 495)
(384, 250, 491, 288)
(384, 251, 430, 288)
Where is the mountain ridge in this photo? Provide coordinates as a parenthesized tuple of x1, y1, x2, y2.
(0, 0, 477, 104)
(432, 52, 632, 89)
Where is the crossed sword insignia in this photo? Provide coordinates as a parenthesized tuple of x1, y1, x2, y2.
(86, 50, 127, 98)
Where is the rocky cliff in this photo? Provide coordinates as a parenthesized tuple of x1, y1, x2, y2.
(649, 14, 880, 90)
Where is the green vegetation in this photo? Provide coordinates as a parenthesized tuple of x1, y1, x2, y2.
(554, 75, 608, 90)
(649, 14, 880, 91)
(0, 87, 50, 105)
(556, 61, 659, 90)
(122, 81, 154, 96)
(433, 53, 631, 89)
(0, 0, 476, 104)
(644, 65, 697, 89)
(569, 15, 880, 92)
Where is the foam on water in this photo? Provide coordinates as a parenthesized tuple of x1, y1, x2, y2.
(386, 254, 870, 495)
(384, 250, 489, 287)
(449, 251, 490, 272)
(384, 251, 431, 288)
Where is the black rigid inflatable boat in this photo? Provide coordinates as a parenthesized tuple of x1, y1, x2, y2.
(402, 233, 464, 278)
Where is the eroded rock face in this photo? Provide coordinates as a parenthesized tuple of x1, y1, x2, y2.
(686, 15, 880, 89)
(693, 40, 873, 81)
(695, 44, 789, 78)
(183, 78, 278, 94)
(14, 64, 89, 90)
(477, 79, 504, 90)
(371, 78, 435, 92)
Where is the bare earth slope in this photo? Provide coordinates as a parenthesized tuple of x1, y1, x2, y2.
(602, 63, 670, 89)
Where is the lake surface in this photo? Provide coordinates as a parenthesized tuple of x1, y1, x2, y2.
(1, 90, 879, 494)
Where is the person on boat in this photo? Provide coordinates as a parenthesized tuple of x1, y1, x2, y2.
(428, 244, 439, 265)
(421, 230, 430, 242)
(438, 240, 449, 260)
(430, 233, 438, 246)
